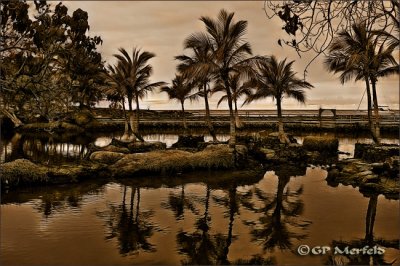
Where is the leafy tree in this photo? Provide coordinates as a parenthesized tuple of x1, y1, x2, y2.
(160, 75, 200, 133)
(111, 47, 166, 141)
(0, 2, 105, 125)
(246, 56, 313, 144)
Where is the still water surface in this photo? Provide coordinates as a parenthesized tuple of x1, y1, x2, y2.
(1, 167, 399, 265)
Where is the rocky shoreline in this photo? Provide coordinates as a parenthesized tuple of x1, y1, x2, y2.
(1, 133, 399, 199)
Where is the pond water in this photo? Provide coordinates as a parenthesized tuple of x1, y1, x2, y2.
(1, 167, 399, 265)
(1, 130, 399, 265)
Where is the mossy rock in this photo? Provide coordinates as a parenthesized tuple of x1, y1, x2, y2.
(171, 135, 205, 149)
(110, 144, 235, 177)
(72, 110, 94, 126)
(90, 151, 125, 164)
(1, 159, 48, 186)
(303, 136, 338, 153)
(128, 141, 166, 153)
(102, 145, 130, 154)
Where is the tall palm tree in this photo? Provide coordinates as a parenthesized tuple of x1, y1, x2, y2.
(112, 47, 166, 141)
(185, 9, 255, 147)
(213, 73, 252, 128)
(324, 22, 398, 143)
(368, 43, 399, 139)
(246, 56, 313, 144)
(160, 75, 200, 134)
(176, 43, 218, 141)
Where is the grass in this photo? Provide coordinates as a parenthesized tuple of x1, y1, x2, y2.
(109, 144, 235, 177)
(1, 159, 49, 186)
(303, 136, 339, 152)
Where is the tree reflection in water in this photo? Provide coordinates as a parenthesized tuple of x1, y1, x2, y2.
(242, 165, 311, 253)
(327, 193, 399, 265)
(99, 185, 156, 256)
(11, 181, 106, 218)
(177, 182, 275, 265)
(161, 184, 199, 220)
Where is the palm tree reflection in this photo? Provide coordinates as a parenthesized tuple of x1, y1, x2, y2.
(177, 185, 221, 265)
(327, 193, 398, 265)
(244, 166, 311, 252)
(162, 184, 199, 220)
(101, 185, 156, 255)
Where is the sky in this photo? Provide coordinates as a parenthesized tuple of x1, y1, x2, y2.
(64, 1, 399, 110)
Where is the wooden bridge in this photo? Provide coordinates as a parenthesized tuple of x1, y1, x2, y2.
(94, 108, 400, 129)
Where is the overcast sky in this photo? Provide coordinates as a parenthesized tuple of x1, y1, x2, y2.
(64, 1, 399, 110)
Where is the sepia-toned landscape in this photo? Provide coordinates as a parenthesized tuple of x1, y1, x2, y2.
(1, 1, 399, 265)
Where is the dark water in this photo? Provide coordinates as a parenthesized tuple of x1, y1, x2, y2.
(1, 168, 399, 265)
(1, 131, 399, 265)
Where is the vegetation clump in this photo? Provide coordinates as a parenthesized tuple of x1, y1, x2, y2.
(109, 144, 235, 177)
(302, 136, 339, 153)
(1, 159, 48, 186)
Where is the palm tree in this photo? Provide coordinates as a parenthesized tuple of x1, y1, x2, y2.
(368, 43, 399, 139)
(213, 73, 252, 128)
(105, 65, 130, 139)
(185, 9, 255, 147)
(246, 56, 313, 144)
(176, 43, 218, 141)
(160, 75, 200, 134)
(324, 22, 398, 143)
(111, 47, 166, 141)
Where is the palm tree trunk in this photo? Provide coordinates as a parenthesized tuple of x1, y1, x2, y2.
(127, 96, 135, 140)
(364, 77, 379, 143)
(234, 99, 242, 128)
(203, 83, 217, 141)
(365, 195, 378, 244)
(134, 93, 144, 142)
(277, 98, 290, 144)
(121, 99, 130, 140)
(218, 185, 236, 265)
(223, 78, 236, 148)
(181, 100, 188, 134)
(371, 79, 381, 143)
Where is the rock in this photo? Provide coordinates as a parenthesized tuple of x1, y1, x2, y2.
(71, 110, 94, 126)
(102, 145, 130, 154)
(303, 136, 338, 153)
(0, 159, 48, 186)
(361, 174, 380, 183)
(90, 151, 125, 164)
(382, 248, 400, 266)
(171, 135, 205, 149)
(354, 143, 399, 162)
(110, 138, 132, 148)
(128, 141, 166, 153)
(260, 148, 276, 159)
(342, 163, 359, 174)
